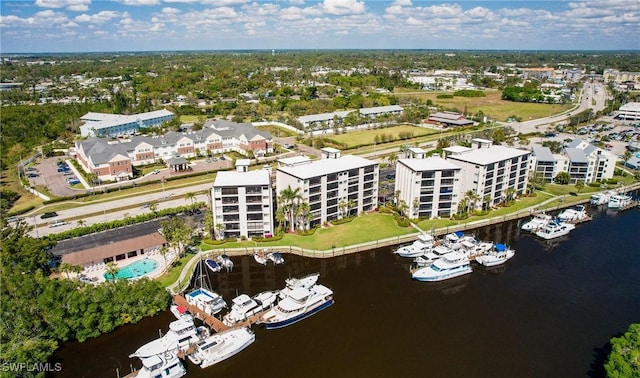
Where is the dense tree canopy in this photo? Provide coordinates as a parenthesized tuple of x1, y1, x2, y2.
(605, 323, 640, 378)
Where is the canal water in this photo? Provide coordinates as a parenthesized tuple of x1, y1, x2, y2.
(54, 207, 640, 378)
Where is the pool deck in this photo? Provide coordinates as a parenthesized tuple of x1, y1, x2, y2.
(72, 248, 179, 284)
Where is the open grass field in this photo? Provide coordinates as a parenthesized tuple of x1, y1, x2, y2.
(255, 125, 299, 138)
(394, 90, 572, 122)
(329, 125, 438, 148)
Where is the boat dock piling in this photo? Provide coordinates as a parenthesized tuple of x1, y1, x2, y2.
(566, 215, 592, 224)
(172, 294, 268, 333)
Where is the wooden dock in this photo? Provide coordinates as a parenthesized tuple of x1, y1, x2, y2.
(567, 215, 592, 224)
(172, 294, 268, 333)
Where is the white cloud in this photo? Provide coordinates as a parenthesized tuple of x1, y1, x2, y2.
(161, 7, 181, 14)
(35, 0, 90, 11)
(318, 0, 366, 16)
(75, 11, 123, 24)
(288, 0, 305, 5)
(201, 0, 249, 6)
(115, 0, 161, 6)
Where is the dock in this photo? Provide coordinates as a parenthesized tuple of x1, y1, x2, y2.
(566, 215, 592, 224)
(172, 294, 268, 333)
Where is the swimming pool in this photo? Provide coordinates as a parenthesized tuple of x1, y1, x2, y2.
(104, 259, 158, 280)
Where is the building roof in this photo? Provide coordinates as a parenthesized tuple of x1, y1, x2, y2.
(619, 102, 640, 112)
(61, 233, 166, 266)
(359, 105, 403, 115)
(532, 145, 555, 162)
(277, 155, 376, 180)
(166, 156, 188, 165)
(214, 170, 271, 187)
(297, 105, 403, 124)
(399, 157, 461, 172)
(565, 148, 589, 163)
(80, 109, 174, 131)
(447, 145, 530, 165)
(278, 156, 312, 166)
(443, 145, 472, 154)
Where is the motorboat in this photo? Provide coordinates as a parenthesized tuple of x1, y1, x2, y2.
(253, 251, 268, 265)
(394, 233, 435, 258)
(169, 304, 189, 320)
(411, 251, 472, 282)
(216, 254, 234, 270)
(186, 287, 227, 316)
(130, 315, 209, 358)
(475, 243, 515, 267)
(259, 284, 334, 329)
(267, 252, 285, 265)
(557, 205, 588, 222)
(442, 231, 475, 250)
(521, 212, 552, 231)
(608, 194, 633, 209)
(188, 327, 255, 369)
(461, 239, 494, 258)
(204, 258, 221, 273)
(223, 291, 279, 326)
(590, 191, 613, 206)
(534, 220, 576, 240)
(133, 351, 186, 378)
(413, 245, 454, 267)
(279, 272, 320, 299)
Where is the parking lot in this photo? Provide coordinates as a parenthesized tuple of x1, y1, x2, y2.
(26, 156, 81, 197)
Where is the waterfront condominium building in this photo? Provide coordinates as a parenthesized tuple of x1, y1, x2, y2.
(444, 139, 531, 209)
(395, 155, 463, 219)
(275, 148, 379, 228)
(211, 168, 274, 239)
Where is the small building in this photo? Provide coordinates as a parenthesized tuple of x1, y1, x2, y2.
(426, 111, 474, 127)
(616, 102, 640, 121)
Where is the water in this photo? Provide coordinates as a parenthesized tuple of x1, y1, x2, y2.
(104, 259, 159, 280)
(54, 208, 640, 378)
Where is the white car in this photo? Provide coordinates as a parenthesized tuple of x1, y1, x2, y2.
(49, 220, 68, 228)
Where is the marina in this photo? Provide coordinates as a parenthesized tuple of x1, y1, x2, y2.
(52, 205, 640, 378)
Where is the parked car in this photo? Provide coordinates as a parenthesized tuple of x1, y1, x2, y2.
(152, 169, 160, 175)
(41, 212, 58, 219)
(26, 167, 38, 172)
(26, 173, 39, 178)
(67, 179, 81, 185)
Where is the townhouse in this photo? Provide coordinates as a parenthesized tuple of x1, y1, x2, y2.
(75, 120, 273, 181)
(275, 148, 379, 228)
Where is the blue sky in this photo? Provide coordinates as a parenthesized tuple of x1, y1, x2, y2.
(1, 0, 639, 53)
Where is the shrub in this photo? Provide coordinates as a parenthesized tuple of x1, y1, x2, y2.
(437, 94, 454, 99)
(330, 217, 355, 225)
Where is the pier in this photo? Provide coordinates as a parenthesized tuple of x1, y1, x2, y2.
(172, 294, 268, 333)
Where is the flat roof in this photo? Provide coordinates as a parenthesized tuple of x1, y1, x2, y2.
(277, 155, 376, 180)
(443, 146, 472, 154)
(447, 145, 530, 165)
(399, 157, 461, 172)
(278, 155, 311, 166)
(214, 170, 270, 186)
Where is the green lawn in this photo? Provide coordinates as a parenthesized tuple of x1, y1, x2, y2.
(255, 125, 298, 138)
(329, 125, 437, 148)
(201, 213, 417, 251)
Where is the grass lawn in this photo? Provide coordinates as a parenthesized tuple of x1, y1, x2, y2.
(255, 125, 299, 138)
(394, 90, 572, 122)
(156, 253, 195, 288)
(201, 213, 417, 251)
(329, 125, 437, 148)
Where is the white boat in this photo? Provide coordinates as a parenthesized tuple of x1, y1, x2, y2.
(608, 194, 633, 209)
(188, 327, 255, 369)
(130, 315, 209, 358)
(186, 287, 227, 316)
(411, 251, 472, 282)
(253, 251, 268, 265)
(521, 212, 552, 231)
(204, 258, 221, 273)
(534, 221, 576, 240)
(475, 243, 515, 267)
(133, 351, 186, 378)
(223, 291, 279, 326)
(590, 191, 613, 206)
(267, 252, 285, 265)
(279, 272, 320, 299)
(557, 205, 588, 222)
(169, 304, 189, 320)
(442, 231, 474, 250)
(259, 284, 334, 330)
(216, 254, 234, 270)
(394, 234, 435, 258)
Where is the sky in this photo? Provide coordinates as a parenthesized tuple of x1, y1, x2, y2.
(1, 0, 639, 53)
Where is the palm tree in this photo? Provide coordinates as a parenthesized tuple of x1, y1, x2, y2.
(295, 202, 311, 231)
(575, 180, 585, 193)
(482, 195, 492, 211)
(159, 245, 169, 268)
(77, 219, 86, 228)
(465, 190, 481, 213)
(149, 201, 159, 215)
(505, 187, 517, 203)
(215, 223, 226, 240)
(275, 208, 287, 232)
(346, 199, 356, 217)
(397, 200, 409, 219)
(278, 185, 302, 232)
(105, 261, 119, 282)
(185, 191, 196, 205)
(59, 262, 82, 279)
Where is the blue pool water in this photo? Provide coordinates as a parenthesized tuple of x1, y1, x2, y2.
(104, 259, 158, 280)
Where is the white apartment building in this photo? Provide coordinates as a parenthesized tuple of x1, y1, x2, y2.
(395, 155, 463, 219)
(275, 148, 378, 228)
(529, 139, 617, 184)
(211, 168, 274, 239)
(444, 139, 531, 208)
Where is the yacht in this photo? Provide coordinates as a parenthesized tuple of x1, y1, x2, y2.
(204, 258, 221, 273)
(267, 252, 285, 265)
(590, 191, 613, 206)
(188, 327, 255, 369)
(223, 291, 279, 326)
(521, 212, 552, 231)
(216, 254, 234, 270)
(411, 251, 472, 282)
(132, 351, 186, 378)
(130, 315, 209, 358)
(608, 193, 633, 209)
(279, 272, 320, 299)
(442, 231, 475, 250)
(186, 287, 227, 316)
(534, 221, 576, 240)
(259, 284, 334, 329)
(394, 234, 435, 258)
(557, 205, 588, 222)
(475, 243, 515, 267)
(413, 245, 454, 267)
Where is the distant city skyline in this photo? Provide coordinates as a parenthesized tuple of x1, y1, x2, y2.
(1, 0, 639, 53)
